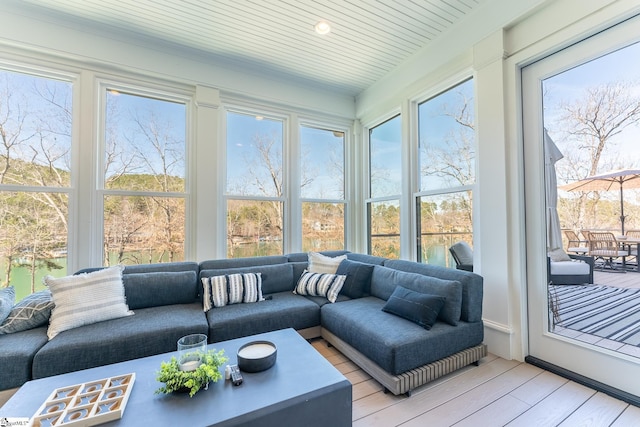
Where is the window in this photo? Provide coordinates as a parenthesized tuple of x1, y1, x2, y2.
(417, 79, 475, 266)
(102, 88, 187, 265)
(226, 111, 284, 257)
(0, 69, 73, 301)
(300, 125, 345, 251)
(368, 115, 402, 258)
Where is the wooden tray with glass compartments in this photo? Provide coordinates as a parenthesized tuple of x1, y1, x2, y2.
(31, 373, 135, 427)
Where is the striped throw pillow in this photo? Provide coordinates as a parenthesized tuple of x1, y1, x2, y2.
(294, 270, 347, 303)
(202, 273, 263, 311)
(45, 265, 133, 340)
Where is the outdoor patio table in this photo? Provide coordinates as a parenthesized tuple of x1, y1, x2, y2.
(617, 236, 640, 272)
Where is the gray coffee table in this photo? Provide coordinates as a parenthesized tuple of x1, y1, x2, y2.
(0, 328, 352, 426)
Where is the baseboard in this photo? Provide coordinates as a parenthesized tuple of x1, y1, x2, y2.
(525, 356, 640, 407)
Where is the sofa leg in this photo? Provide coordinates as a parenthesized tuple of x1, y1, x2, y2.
(405, 390, 412, 397)
(326, 342, 333, 348)
(383, 388, 389, 394)
(473, 360, 480, 366)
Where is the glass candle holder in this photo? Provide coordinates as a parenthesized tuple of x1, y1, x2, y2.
(177, 334, 207, 372)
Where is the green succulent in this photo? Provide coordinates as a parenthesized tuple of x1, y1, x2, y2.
(155, 349, 228, 397)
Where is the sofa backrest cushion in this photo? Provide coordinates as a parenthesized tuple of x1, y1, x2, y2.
(200, 256, 288, 271)
(346, 253, 387, 265)
(383, 259, 483, 323)
(335, 259, 374, 299)
(200, 263, 294, 295)
(123, 270, 199, 310)
(371, 265, 462, 326)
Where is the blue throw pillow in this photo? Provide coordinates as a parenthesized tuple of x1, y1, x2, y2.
(382, 286, 445, 330)
(0, 290, 54, 334)
(335, 259, 374, 299)
(0, 286, 15, 324)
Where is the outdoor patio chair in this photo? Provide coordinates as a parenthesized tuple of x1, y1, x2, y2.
(547, 253, 594, 285)
(449, 241, 473, 271)
(564, 229, 588, 254)
(588, 231, 628, 271)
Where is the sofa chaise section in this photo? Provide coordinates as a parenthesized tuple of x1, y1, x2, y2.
(0, 326, 48, 390)
(321, 264, 486, 396)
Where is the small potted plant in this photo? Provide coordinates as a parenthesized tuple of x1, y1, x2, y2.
(155, 349, 228, 397)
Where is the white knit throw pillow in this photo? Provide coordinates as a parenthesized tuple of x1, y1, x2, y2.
(45, 265, 133, 340)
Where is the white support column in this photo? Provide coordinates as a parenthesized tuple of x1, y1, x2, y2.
(288, 114, 302, 253)
(350, 119, 366, 253)
(473, 30, 518, 359)
(400, 99, 415, 260)
(75, 70, 98, 270)
(194, 85, 221, 261)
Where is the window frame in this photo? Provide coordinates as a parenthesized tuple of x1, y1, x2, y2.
(298, 120, 349, 252)
(365, 113, 403, 258)
(413, 77, 476, 265)
(96, 78, 193, 265)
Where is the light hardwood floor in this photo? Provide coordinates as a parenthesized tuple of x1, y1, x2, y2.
(310, 339, 640, 426)
(2, 339, 638, 425)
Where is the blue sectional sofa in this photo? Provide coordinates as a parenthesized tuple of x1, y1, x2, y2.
(0, 251, 486, 396)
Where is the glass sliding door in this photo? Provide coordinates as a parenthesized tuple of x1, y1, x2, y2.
(523, 15, 640, 397)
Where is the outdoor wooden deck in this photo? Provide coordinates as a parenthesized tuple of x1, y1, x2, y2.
(594, 269, 640, 289)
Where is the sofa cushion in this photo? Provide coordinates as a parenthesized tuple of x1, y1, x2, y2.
(346, 253, 387, 265)
(383, 259, 483, 323)
(336, 259, 374, 298)
(200, 256, 288, 270)
(549, 260, 590, 275)
(0, 326, 49, 390)
(200, 263, 294, 295)
(382, 286, 445, 329)
(123, 270, 198, 310)
(202, 273, 263, 310)
(32, 302, 208, 379)
(45, 265, 133, 340)
(549, 248, 572, 262)
(0, 290, 54, 334)
(0, 286, 15, 324)
(371, 265, 462, 325)
(294, 271, 346, 303)
(205, 292, 321, 342)
(75, 261, 199, 276)
(308, 252, 347, 274)
(321, 297, 484, 375)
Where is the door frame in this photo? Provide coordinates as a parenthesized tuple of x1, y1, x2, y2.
(522, 14, 640, 398)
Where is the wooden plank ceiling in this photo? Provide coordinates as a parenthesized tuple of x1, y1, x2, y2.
(18, 0, 486, 96)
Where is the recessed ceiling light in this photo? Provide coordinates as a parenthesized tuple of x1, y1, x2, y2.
(255, 115, 264, 121)
(314, 21, 331, 35)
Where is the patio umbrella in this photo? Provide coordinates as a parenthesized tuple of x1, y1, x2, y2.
(544, 129, 564, 251)
(559, 168, 640, 235)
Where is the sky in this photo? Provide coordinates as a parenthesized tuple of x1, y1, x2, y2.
(106, 90, 186, 182)
(226, 111, 344, 199)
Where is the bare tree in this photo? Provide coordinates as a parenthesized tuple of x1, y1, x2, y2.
(555, 81, 640, 230)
